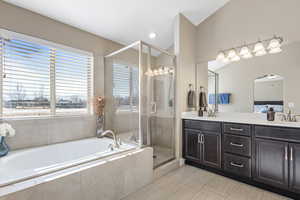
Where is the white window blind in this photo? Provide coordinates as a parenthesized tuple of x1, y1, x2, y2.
(2, 38, 51, 116)
(55, 49, 92, 114)
(112, 63, 138, 111)
(0, 30, 93, 117)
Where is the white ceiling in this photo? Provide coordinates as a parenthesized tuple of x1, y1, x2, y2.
(4, 0, 229, 49)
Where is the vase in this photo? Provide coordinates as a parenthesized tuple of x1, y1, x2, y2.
(0, 136, 9, 157)
(96, 115, 104, 136)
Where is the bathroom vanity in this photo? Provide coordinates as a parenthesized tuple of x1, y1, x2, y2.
(182, 113, 300, 198)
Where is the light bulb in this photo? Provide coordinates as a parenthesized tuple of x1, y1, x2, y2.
(223, 56, 230, 63)
(268, 38, 281, 49)
(228, 49, 237, 59)
(255, 49, 267, 56)
(231, 55, 240, 62)
(240, 46, 250, 56)
(158, 68, 164, 75)
(269, 47, 282, 54)
(163, 67, 169, 74)
(145, 69, 153, 76)
(253, 41, 265, 53)
(239, 46, 253, 59)
(216, 52, 225, 61)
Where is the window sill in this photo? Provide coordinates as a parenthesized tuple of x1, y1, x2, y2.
(1, 114, 95, 122)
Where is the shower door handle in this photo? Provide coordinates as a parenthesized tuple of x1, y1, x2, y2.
(151, 102, 157, 114)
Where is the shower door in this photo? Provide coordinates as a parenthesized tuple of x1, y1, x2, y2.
(141, 44, 176, 168)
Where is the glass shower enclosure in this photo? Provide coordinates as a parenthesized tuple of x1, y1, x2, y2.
(104, 41, 176, 168)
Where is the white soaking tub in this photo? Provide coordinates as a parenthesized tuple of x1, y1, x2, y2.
(0, 137, 137, 187)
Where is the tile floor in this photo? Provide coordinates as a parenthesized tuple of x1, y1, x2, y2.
(122, 165, 292, 200)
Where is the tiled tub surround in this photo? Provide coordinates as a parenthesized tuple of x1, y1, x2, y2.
(0, 138, 136, 187)
(0, 142, 153, 200)
(5, 115, 96, 150)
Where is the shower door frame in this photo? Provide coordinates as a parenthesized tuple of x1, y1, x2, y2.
(104, 41, 177, 165)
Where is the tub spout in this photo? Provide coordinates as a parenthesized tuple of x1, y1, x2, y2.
(98, 130, 120, 148)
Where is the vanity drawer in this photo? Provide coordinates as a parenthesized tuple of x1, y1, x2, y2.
(183, 120, 221, 132)
(224, 153, 251, 178)
(224, 134, 251, 157)
(223, 123, 251, 136)
(255, 125, 300, 142)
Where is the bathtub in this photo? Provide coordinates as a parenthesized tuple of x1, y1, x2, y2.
(0, 137, 137, 187)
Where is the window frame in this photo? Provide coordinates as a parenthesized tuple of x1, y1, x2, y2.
(0, 29, 94, 118)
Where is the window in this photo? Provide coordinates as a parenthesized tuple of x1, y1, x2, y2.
(112, 63, 138, 111)
(0, 30, 93, 117)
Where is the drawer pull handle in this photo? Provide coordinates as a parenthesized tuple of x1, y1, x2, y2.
(230, 142, 244, 147)
(230, 162, 244, 168)
(230, 128, 244, 132)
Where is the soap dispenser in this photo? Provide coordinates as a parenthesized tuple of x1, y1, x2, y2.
(267, 107, 275, 121)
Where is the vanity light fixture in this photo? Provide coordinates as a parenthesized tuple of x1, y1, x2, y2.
(216, 35, 283, 63)
(144, 66, 174, 77)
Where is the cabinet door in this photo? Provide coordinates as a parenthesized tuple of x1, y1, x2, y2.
(254, 139, 289, 189)
(289, 143, 300, 193)
(184, 130, 201, 162)
(202, 131, 221, 168)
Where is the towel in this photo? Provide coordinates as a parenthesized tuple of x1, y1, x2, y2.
(199, 91, 207, 111)
(219, 93, 230, 104)
(187, 90, 195, 108)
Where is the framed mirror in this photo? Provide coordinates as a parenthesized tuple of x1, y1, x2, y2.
(253, 74, 284, 113)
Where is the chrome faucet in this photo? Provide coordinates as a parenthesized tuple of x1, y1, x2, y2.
(98, 130, 120, 148)
(279, 110, 300, 122)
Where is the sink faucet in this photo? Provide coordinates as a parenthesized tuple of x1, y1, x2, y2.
(279, 111, 300, 122)
(98, 130, 120, 148)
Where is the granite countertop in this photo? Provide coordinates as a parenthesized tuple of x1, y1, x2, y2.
(182, 111, 300, 128)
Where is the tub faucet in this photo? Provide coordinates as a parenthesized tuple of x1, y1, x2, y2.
(98, 130, 120, 148)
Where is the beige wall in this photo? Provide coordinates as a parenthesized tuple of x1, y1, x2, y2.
(174, 14, 197, 158)
(215, 42, 300, 113)
(0, 1, 123, 150)
(196, 0, 300, 114)
(196, 0, 300, 63)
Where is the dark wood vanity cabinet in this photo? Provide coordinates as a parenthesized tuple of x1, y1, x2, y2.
(289, 143, 300, 193)
(183, 120, 300, 198)
(254, 125, 300, 193)
(184, 129, 201, 162)
(183, 120, 221, 169)
(202, 131, 221, 168)
(254, 138, 289, 189)
(223, 123, 252, 178)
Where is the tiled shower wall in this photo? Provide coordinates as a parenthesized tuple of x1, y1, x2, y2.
(5, 116, 96, 150)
